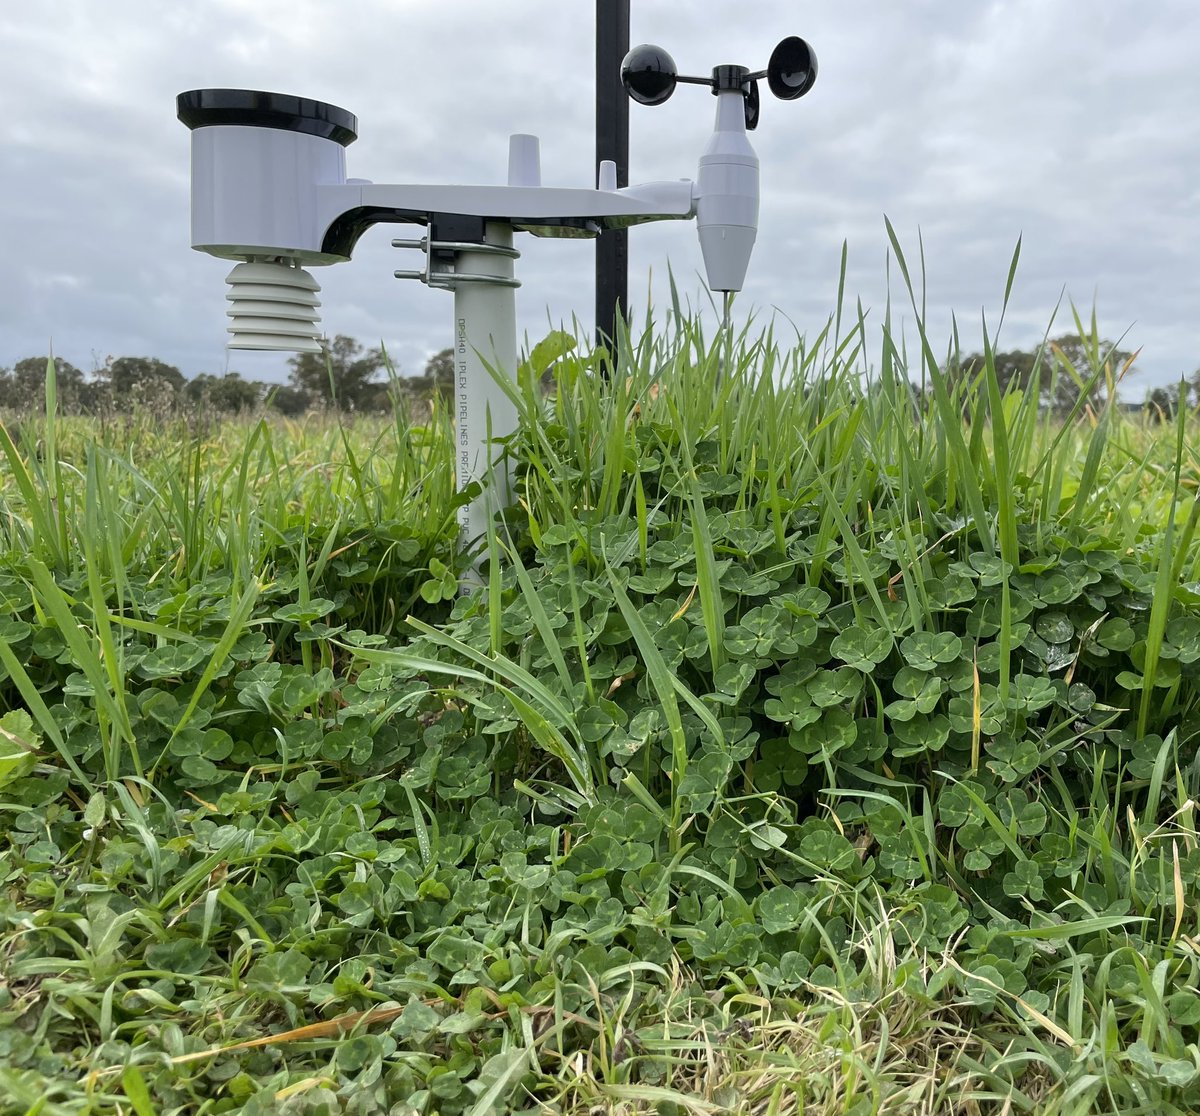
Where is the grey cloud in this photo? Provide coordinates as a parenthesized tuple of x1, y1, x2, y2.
(2, 0, 1197, 391)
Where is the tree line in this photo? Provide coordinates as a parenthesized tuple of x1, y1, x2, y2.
(2, 331, 1194, 419)
(0, 337, 456, 417)
(942, 333, 1197, 418)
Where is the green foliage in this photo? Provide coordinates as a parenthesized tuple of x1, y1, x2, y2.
(951, 332, 1137, 415)
(1, 295, 1199, 1114)
(0, 710, 38, 787)
(1, 337, 415, 421)
(395, 343, 560, 418)
(0, 356, 87, 412)
(184, 372, 263, 413)
(287, 334, 392, 412)
(103, 355, 185, 402)
(3, 355, 278, 419)
(398, 346, 455, 406)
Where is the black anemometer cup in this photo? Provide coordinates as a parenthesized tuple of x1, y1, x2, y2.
(767, 36, 817, 101)
(621, 44, 679, 105)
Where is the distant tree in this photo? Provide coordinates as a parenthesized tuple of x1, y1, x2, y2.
(101, 356, 185, 411)
(398, 347, 455, 407)
(184, 373, 219, 407)
(1046, 335, 1137, 412)
(942, 348, 1038, 419)
(0, 356, 86, 412)
(185, 372, 263, 413)
(265, 383, 312, 417)
(951, 334, 1136, 416)
(286, 335, 389, 411)
(76, 378, 112, 414)
(398, 344, 555, 410)
(1145, 384, 1180, 421)
(423, 347, 455, 402)
(1142, 378, 1200, 422)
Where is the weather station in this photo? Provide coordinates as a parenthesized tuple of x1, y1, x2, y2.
(176, 34, 817, 578)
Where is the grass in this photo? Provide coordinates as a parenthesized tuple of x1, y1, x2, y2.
(0, 266, 1198, 1115)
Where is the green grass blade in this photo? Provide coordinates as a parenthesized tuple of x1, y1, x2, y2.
(26, 559, 133, 750)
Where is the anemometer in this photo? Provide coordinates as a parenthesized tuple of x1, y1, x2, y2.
(177, 32, 817, 572)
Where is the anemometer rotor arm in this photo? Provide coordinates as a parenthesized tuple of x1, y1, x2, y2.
(620, 35, 817, 292)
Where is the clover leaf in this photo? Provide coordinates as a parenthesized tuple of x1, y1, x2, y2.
(1009, 673, 1057, 714)
(806, 667, 864, 708)
(985, 734, 1041, 782)
(790, 709, 857, 759)
(628, 567, 675, 594)
(996, 789, 1047, 836)
(939, 780, 991, 827)
(1034, 611, 1074, 645)
(1096, 617, 1135, 651)
(798, 826, 858, 874)
(968, 554, 1014, 586)
(1168, 991, 1200, 1026)
(899, 632, 963, 671)
(1165, 616, 1200, 663)
(830, 625, 894, 672)
(884, 696, 919, 722)
(1034, 570, 1083, 606)
(273, 597, 338, 624)
(948, 686, 1004, 735)
(677, 749, 733, 814)
(893, 666, 944, 710)
(957, 963, 1007, 1008)
(892, 713, 951, 756)
(778, 587, 832, 617)
(762, 679, 821, 730)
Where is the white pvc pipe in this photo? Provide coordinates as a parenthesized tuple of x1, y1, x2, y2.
(452, 222, 519, 575)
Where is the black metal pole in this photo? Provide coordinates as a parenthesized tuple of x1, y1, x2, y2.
(595, 0, 630, 354)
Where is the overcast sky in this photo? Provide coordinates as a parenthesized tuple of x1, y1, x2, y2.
(2, 1, 1198, 393)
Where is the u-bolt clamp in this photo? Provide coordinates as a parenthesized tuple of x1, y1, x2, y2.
(392, 235, 522, 292)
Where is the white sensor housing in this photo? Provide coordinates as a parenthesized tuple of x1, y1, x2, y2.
(190, 127, 350, 264)
(696, 91, 759, 292)
(179, 89, 357, 265)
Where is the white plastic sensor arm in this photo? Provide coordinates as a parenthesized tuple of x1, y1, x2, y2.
(314, 179, 695, 239)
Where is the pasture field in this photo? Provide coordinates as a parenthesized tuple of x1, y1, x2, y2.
(1, 279, 1199, 1114)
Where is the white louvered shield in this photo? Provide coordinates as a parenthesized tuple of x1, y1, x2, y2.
(225, 261, 322, 352)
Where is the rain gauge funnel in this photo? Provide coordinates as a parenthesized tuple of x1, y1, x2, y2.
(176, 33, 817, 586)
